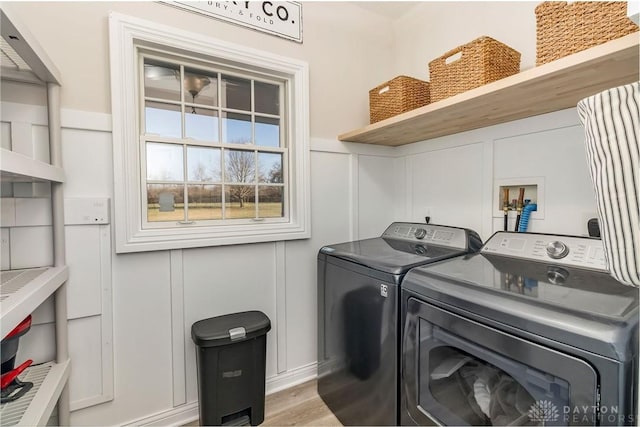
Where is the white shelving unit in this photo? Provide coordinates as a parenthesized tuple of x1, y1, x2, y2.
(1, 5, 71, 426)
(1, 267, 69, 338)
(0, 149, 65, 183)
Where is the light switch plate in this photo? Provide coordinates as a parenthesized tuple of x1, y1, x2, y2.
(64, 198, 110, 225)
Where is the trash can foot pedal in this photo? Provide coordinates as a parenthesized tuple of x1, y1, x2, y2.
(222, 411, 251, 426)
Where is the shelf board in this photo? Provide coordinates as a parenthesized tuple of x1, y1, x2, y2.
(0, 266, 69, 338)
(0, 149, 65, 183)
(339, 33, 640, 146)
(0, 360, 71, 426)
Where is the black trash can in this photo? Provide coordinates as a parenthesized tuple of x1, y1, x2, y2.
(192, 311, 271, 426)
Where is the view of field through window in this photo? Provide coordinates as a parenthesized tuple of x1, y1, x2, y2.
(142, 57, 286, 224)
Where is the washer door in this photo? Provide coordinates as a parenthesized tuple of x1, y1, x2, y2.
(402, 297, 598, 426)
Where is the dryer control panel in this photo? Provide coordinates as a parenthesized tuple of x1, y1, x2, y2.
(482, 232, 607, 271)
(382, 222, 470, 249)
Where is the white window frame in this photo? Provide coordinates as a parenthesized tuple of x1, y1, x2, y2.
(109, 12, 310, 253)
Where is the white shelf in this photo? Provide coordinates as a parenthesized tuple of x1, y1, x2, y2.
(0, 360, 71, 426)
(339, 33, 640, 146)
(0, 266, 69, 338)
(0, 7, 61, 85)
(0, 149, 65, 183)
(1, 5, 70, 426)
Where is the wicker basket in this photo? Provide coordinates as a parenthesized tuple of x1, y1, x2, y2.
(536, 1, 638, 65)
(428, 36, 521, 103)
(369, 76, 430, 124)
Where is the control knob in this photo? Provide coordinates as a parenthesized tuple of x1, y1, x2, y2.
(414, 244, 427, 255)
(546, 241, 569, 259)
(415, 228, 427, 240)
(547, 267, 569, 286)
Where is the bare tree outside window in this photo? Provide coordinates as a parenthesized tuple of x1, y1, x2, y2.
(226, 150, 257, 208)
(267, 161, 283, 183)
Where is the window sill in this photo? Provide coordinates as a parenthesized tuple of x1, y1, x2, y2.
(115, 221, 310, 253)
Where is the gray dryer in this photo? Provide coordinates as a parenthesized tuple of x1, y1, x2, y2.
(317, 222, 482, 426)
(401, 231, 639, 426)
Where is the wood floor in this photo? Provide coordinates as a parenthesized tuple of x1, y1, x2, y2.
(262, 379, 341, 426)
(185, 379, 342, 426)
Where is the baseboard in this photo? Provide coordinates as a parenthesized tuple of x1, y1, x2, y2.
(123, 363, 318, 427)
(266, 362, 317, 395)
(122, 402, 199, 427)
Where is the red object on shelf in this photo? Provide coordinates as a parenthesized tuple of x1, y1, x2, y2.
(1, 359, 32, 390)
(4, 315, 32, 340)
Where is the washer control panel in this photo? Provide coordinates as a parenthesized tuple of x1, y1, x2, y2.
(382, 222, 469, 249)
(482, 232, 607, 270)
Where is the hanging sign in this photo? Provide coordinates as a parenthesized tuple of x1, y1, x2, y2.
(162, 1, 303, 43)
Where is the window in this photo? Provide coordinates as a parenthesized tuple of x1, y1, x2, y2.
(142, 56, 286, 224)
(110, 13, 310, 253)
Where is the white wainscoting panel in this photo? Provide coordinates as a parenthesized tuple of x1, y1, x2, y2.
(408, 142, 485, 234)
(1, 228, 9, 270)
(275, 241, 287, 374)
(61, 128, 113, 197)
(32, 124, 50, 163)
(1, 121, 10, 150)
(107, 250, 174, 421)
(170, 249, 186, 407)
(9, 226, 53, 269)
(65, 223, 114, 410)
(1, 198, 15, 227)
(68, 316, 104, 410)
(16, 322, 55, 364)
(65, 225, 103, 319)
(14, 198, 52, 226)
(357, 154, 401, 239)
(10, 121, 34, 158)
(283, 151, 353, 370)
(182, 243, 279, 404)
(28, 295, 55, 325)
(493, 124, 596, 236)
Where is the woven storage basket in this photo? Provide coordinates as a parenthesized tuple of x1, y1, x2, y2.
(369, 76, 430, 124)
(536, 1, 638, 65)
(428, 36, 521, 103)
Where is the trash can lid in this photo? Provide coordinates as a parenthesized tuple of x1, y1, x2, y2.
(191, 310, 271, 347)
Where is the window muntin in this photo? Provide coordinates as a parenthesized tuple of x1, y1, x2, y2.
(141, 53, 287, 227)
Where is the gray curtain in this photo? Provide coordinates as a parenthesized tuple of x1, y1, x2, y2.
(577, 82, 639, 287)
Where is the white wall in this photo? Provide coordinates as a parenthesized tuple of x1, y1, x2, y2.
(388, 2, 598, 240)
(391, 1, 539, 81)
(1, 2, 608, 426)
(394, 109, 597, 240)
(4, 1, 394, 139)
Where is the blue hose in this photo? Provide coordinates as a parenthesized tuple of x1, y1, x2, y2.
(518, 203, 537, 232)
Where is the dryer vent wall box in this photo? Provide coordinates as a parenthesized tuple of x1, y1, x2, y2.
(64, 198, 110, 225)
